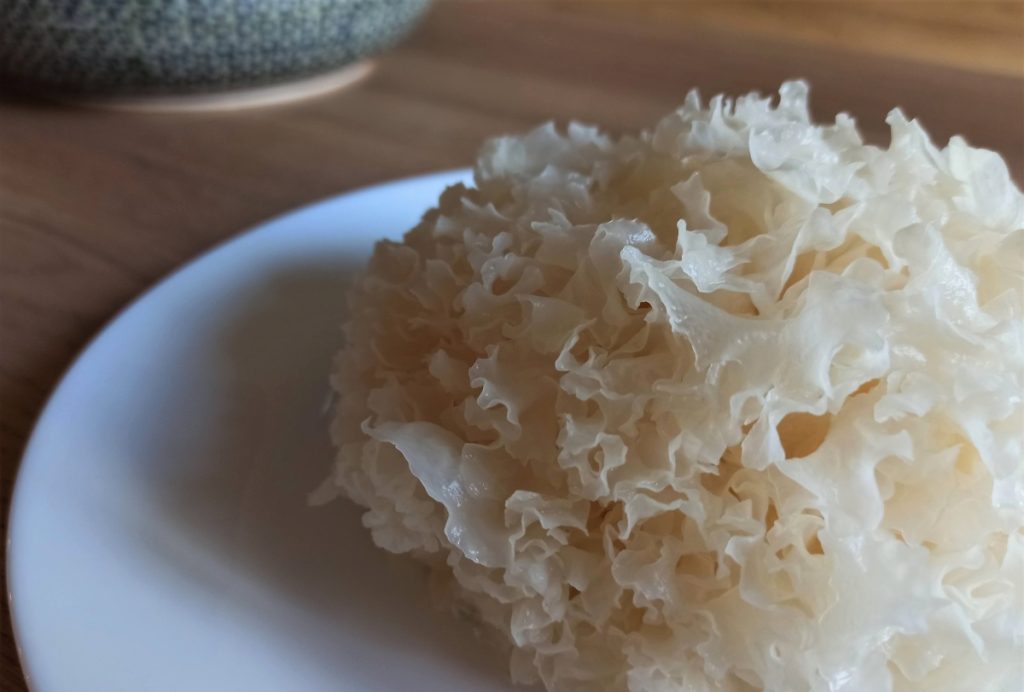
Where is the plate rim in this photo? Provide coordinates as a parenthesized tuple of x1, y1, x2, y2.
(5, 166, 474, 691)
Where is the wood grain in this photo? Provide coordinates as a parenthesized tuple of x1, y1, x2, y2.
(2, 2, 1022, 689)
(555, 1, 1024, 77)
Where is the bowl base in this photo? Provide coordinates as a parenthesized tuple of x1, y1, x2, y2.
(61, 60, 375, 112)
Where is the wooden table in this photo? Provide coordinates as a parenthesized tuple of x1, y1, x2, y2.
(2, 2, 1021, 688)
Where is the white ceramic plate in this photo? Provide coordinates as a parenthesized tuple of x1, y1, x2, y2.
(8, 169, 532, 692)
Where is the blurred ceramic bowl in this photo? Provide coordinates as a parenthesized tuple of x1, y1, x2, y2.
(0, 0, 431, 97)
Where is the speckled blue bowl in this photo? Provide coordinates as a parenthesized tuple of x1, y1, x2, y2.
(0, 0, 431, 96)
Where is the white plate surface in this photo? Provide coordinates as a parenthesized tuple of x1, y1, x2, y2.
(8, 169, 531, 692)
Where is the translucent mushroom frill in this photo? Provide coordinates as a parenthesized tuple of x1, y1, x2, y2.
(321, 82, 1024, 692)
